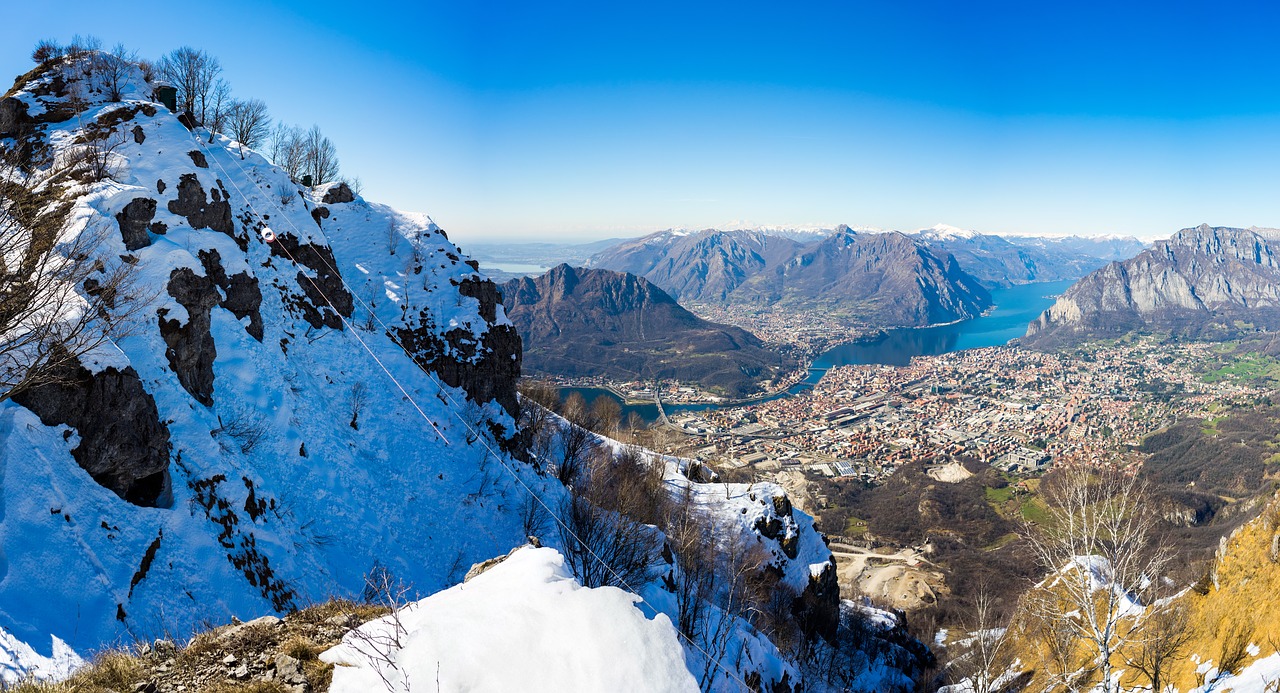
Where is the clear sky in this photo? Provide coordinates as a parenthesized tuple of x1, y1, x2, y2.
(5, 1, 1280, 243)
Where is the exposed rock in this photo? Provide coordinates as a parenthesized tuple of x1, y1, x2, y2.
(310, 206, 329, 227)
(268, 232, 354, 330)
(158, 268, 221, 405)
(156, 178, 166, 194)
(12, 360, 171, 507)
(116, 197, 159, 251)
(167, 173, 240, 248)
(188, 150, 208, 168)
(397, 275, 521, 423)
(132, 124, 145, 144)
(0, 96, 30, 136)
(1026, 224, 1280, 345)
(793, 559, 840, 640)
(198, 249, 264, 341)
(320, 182, 355, 204)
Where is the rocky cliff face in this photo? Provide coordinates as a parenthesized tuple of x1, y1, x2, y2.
(501, 265, 794, 397)
(1025, 224, 1280, 345)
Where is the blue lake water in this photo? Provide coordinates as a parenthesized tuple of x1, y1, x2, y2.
(560, 279, 1073, 421)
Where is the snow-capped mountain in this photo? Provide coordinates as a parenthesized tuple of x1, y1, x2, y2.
(0, 51, 923, 691)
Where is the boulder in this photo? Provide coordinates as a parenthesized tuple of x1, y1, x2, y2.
(12, 361, 172, 507)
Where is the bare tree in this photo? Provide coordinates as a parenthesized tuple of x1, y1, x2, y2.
(225, 99, 272, 159)
(590, 394, 622, 438)
(302, 125, 340, 185)
(204, 78, 232, 142)
(157, 47, 223, 125)
(386, 218, 400, 256)
(0, 148, 144, 402)
(949, 581, 1011, 693)
(268, 123, 308, 181)
(1021, 466, 1173, 693)
(99, 43, 138, 102)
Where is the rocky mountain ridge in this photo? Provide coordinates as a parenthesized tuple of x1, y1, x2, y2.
(1025, 224, 1280, 345)
(501, 264, 795, 397)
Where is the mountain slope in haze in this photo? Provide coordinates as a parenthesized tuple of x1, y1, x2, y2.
(912, 224, 1120, 289)
(1025, 224, 1280, 345)
(733, 229, 993, 326)
(1003, 233, 1149, 263)
(590, 229, 803, 303)
(501, 265, 795, 397)
(0, 51, 857, 691)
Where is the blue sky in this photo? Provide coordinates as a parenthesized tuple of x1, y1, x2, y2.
(5, 1, 1280, 242)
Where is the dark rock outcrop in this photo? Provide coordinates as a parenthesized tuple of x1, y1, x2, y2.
(320, 182, 354, 204)
(188, 150, 208, 168)
(199, 249, 264, 341)
(116, 197, 160, 251)
(398, 276, 522, 421)
(131, 124, 145, 144)
(158, 268, 221, 405)
(167, 174, 240, 248)
(794, 559, 840, 640)
(268, 232, 353, 330)
(501, 265, 795, 397)
(0, 96, 30, 136)
(13, 361, 171, 506)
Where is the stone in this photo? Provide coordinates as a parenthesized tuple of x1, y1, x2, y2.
(188, 150, 208, 168)
(320, 181, 355, 204)
(158, 268, 220, 405)
(132, 124, 145, 144)
(167, 174, 237, 245)
(115, 197, 159, 251)
(12, 362, 171, 506)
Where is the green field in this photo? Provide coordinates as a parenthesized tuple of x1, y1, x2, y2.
(1202, 352, 1280, 384)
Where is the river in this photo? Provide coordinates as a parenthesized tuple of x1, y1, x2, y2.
(559, 279, 1073, 422)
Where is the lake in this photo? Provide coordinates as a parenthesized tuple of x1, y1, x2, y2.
(559, 279, 1073, 421)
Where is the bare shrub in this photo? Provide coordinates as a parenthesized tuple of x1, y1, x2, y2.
(31, 39, 63, 64)
(268, 124, 308, 181)
(348, 381, 369, 429)
(99, 43, 137, 102)
(347, 564, 413, 692)
(212, 405, 267, 454)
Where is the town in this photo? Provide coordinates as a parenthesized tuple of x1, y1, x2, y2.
(664, 339, 1261, 485)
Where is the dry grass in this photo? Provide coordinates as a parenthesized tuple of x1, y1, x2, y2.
(4, 598, 394, 693)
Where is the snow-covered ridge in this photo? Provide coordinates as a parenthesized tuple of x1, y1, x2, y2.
(0, 51, 532, 678)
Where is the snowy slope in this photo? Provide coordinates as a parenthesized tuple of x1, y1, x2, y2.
(0, 55, 539, 676)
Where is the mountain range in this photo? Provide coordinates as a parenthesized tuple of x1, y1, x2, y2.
(1025, 224, 1280, 345)
(592, 227, 994, 326)
(501, 265, 795, 397)
(590, 225, 1145, 327)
